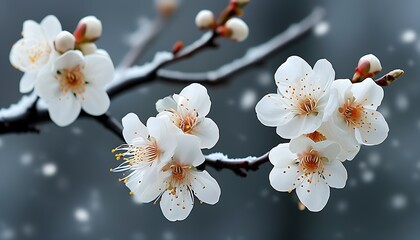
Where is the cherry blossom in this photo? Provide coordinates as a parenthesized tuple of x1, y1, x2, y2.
(9, 15, 62, 93)
(35, 50, 114, 126)
(269, 137, 347, 212)
(255, 56, 337, 139)
(330, 78, 389, 145)
(156, 83, 219, 149)
(111, 113, 177, 199)
(134, 134, 221, 221)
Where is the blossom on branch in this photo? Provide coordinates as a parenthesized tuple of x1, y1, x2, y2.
(330, 78, 389, 145)
(134, 134, 221, 221)
(10, 15, 62, 93)
(156, 83, 219, 149)
(35, 50, 114, 126)
(255, 56, 337, 139)
(269, 137, 347, 212)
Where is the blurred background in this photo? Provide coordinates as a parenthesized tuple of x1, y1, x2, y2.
(0, 0, 419, 239)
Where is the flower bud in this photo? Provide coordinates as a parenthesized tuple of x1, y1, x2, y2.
(352, 54, 382, 82)
(78, 43, 97, 55)
(74, 16, 102, 43)
(155, 0, 179, 17)
(225, 18, 249, 42)
(195, 10, 215, 29)
(54, 31, 75, 54)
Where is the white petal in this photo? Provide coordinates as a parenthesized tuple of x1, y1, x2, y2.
(55, 50, 84, 70)
(135, 168, 167, 203)
(255, 94, 293, 127)
(84, 54, 114, 86)
(80, 85, 110, 116)
(352, 78, 384, 110)
(276, 114, 323, 139)
(10, 38, 50, 72)
(40, 15, 62, 42)
(274, 56, 312, 87)
(19, 72, 37, 93)
(146, 117, 177, 163)
(289, 136, 314, 154)
(35, 70, 60, 100)
(355, 109, 389, 145)
(122, 113, 148, 144)
(125, 170, 144, 193)
(190, 117, 219, 149)
(331, 79, 352, 97)
(160, 185, 194, 221)
(312, 59, 335, 90)
(319, 89, 338, 121)
(173, 134, 204, 167)
(269, 143, 297, 167)
(190, 170, 221, 205)
(48, 92, 81, 127)
(22, 20, 44, 40)
(323, 160, 347, 188)
(269, 164, 299, 192)
(178, 83, 211, 117)
(156, 96, 177, 112)
(313, 140, 340, 162)
(296, 174, 330, 212)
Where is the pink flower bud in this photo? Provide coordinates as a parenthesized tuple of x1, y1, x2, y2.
(74, 16, 102, 43)
(353, 54, 382, 82)
(225, 18, 249, 42)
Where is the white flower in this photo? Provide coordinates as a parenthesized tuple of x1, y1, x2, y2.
(269, 137, 347, 212)
(156, 83, 219, 149)
(255, 56, 337, 139)
(111, 113, 177, 197)
(10, 15, 62, 93)
(195, 10, 215, 29)
(35, 50, 114, 126)
(330, 78, 389, 145)
(304, 122, 360, 161)
(134, 134, 221, 221)
(225, 18, 249, 42)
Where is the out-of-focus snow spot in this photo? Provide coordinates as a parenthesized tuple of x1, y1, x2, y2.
(74, 208, 90, 223)
(258, 71, 272, 86)
(239, 89, 257, 111)
(314, 21, 330, 37)
(391, 194, 408, 210)
(20, 153, 33, 166)
(368, 152, 381, 168)
(42, 162, 57, 177)
(395, 93, 409, 111)
(71, 127, 83, 136)
(162, 230, 176, 240)
(378, 105, 391, 119)
(336, 200, 348, 212)
(361, 169, 375, 183)
(401, 29, 417, 44)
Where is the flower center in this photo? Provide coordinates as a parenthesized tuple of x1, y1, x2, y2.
(178, 113, 198, 133)
(57, 64, 86, 95)
(298, 149, 324, 174)
(112, 138, 160, 166)
(338, 97, 364, 128)
(298, 97, 318, 115)
(162, 161, 191, 184)
(305, 131, 327, 142)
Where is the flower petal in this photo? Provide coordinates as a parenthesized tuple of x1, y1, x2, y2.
(173, 134, 204, 167)
(178, 83, 211, 117)
(323, 160, 347, 189)
(352, 78, 384, 110)
(40, 15, 62, 42)
(276, 114, 323, 139)
(22, 20, 44, 40)
(146, 117, 177, 163)
(80, 85, 110, 116)
(135, 168, 167, 203)
(122, 113, 148, 144)
(190, 117, 219, 149)
(289, 136, 314, 154)
(156, 96, 177, 113)
(313, 140, 340, 162)
(19, 72, 37, 93)
(190, 170, 221, 205)
(48, 92, 81, 127)
(269, 164, 299, 192)
(312, 58, 335, 90)
(84, 54, 114, 86)
(274, 56, 312, 87)
(10, 38, 50, 72)
(296, 174, 330, 212)
(55, 50, 84, 70)
(355, 109, 389, 145)
(255, 94, 293, 127)
(160, 185, 194, 221)
(269, 143, 297, 167)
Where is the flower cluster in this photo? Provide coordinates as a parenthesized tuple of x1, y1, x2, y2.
(10, 15, 115, 126)
(195, 0, 249, 42)
(112, 83, 221, 221)
(256, 55, 389, 211)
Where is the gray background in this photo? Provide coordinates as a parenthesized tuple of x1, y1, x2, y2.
(0, 0, 419, 240)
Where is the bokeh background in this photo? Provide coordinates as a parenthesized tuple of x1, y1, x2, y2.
(0, 0, 419, 239)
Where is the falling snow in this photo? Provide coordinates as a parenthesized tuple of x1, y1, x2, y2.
(391, 194, 408, 210)
(313, 21, 330, 36)
(74, 208, 90, 223)
(400, 29, 417, 44)
(239, 89, 257, 111)
(395, 93, 409, 111)
(41, 162, 57, 177)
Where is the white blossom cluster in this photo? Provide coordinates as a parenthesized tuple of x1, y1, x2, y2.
(10, 15, 115, 126)
(112, 83, 221, 221)
(255, 55, 389, 211)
